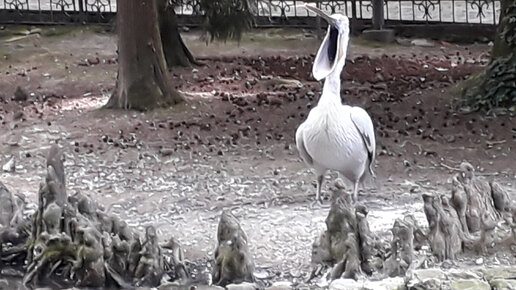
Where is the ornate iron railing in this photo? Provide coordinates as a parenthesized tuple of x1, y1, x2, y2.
(0, 0, 501, 25)
(1, 0, 114, 12)
(0, 0, 115, 23)
(250, 0, 500, 24)
(0, 0, 116, 12)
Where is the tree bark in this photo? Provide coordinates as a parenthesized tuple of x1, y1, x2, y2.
(460, 0, 516, 112)
(158, 0, 200, 67)
(491, 0, 512, 59)
(106, 0, 183, 111)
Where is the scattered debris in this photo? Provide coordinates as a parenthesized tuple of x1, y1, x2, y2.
(2, 157, 15, 172)
(12, 86, 28, 102)
(410, 39, 435, 47)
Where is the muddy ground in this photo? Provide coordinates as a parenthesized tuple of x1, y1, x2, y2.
(0, 26, 514, 287)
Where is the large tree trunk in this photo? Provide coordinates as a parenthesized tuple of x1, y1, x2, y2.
(492, 0, 512, 59)
(106, 0, 183, 111)
(461, 0, 516, 112)
(158, 1, 200, 67)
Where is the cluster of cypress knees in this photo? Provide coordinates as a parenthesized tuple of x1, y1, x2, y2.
(0, 145, 514, 288)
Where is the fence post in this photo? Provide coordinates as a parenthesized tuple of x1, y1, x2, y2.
(78, 0, 86, 23)
(350, 0, 358, 35)
(372, 0, 384, 30)
(316, 1, 323, 39)
(362, 0, 394, 42)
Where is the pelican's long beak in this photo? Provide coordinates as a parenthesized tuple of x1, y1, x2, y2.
(305, 4, 338, 26)
(306, 4, 345, 81)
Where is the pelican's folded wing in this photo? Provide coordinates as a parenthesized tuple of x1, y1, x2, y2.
(350, 107, 376, 176)
(295, 124, 313, 165)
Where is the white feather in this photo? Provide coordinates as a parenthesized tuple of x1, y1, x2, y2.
(296, 103, 374, 184)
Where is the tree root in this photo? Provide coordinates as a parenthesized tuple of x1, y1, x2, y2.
(422, 161, 515, 261)
(0, 145, 188, 288)
(212, 210, 255, 287)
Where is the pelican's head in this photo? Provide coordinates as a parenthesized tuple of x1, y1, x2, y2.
(306, 5, 350, 81)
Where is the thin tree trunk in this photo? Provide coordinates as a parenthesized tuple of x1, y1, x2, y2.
(158, 1, 201, 67)
(106, 0, 183, 111)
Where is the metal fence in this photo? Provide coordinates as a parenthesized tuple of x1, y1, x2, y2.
(252, 0, 500, 24)
(0, 0, 115, 23)
(0, 0, 501, 26)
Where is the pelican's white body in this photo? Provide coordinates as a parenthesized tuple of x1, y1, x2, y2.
(297, 103, 371, 184)
(296, 72, 376, 201)
(296, 8, 375, 202)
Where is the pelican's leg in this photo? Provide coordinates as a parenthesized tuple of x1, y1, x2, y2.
(352, 181, 359, 203)
(310, 174, 325, 208)
(316, 174, 325, 203)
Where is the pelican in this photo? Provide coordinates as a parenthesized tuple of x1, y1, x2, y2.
(296, 5, 376, 203)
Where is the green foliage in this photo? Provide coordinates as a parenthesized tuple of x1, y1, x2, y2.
(500, 2, 516, 47)
(199, 0, 255, 42)
(169, 0, 256, 42)
(461, 53, 516, 113)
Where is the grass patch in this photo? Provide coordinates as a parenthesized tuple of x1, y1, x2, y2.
(40, 25, 110, 37)
(0, 24, 112, 39)
(352, 37, 397, 49)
